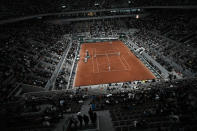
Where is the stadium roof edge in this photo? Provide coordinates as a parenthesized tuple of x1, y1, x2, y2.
(0, 5, 197, 25)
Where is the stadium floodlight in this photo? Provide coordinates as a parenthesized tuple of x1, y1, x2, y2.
(110, 10, 116, 13)
(95, 3, 99, 6)
(62, 5, 66, 8)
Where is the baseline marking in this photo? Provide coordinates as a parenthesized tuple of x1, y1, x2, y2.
(94, 68, 128, 73)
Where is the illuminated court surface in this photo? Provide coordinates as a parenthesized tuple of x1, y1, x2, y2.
(74, 40, 155, 87)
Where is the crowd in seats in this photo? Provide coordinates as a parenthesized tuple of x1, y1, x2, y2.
(55, 40, 79, 90)
(1, 91, 85, 131)
(67, 41, 78, 60)
(124, 41, 163, 77)
(129, 31, 176, 71)
(0, 21, 71, 101)
(127, 11, 197, 76)
(75, 19, 125, 38)
(128, 11, 197, 43)
(1, 76, 197, 131)
(130, 30, 197, 76)
(90, 78, 197, 131)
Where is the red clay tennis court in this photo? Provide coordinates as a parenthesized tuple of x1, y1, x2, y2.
(74, 40, 155, 87)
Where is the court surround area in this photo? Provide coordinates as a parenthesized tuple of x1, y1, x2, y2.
(74, 40, 155, 87)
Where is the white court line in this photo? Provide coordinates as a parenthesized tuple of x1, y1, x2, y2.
(94, 68, 128, 73)
(73, 57, 80, 87)
(95, 48, 100, 73)
(108, 45, 128, 71)
(127, 51, 132, 57)
(107, 43, 127, 71)
(118, 55, 129, 70)
(121, 55, 130, 70)
(105, 51, 111, 67)
(92, 50, 95, 73)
